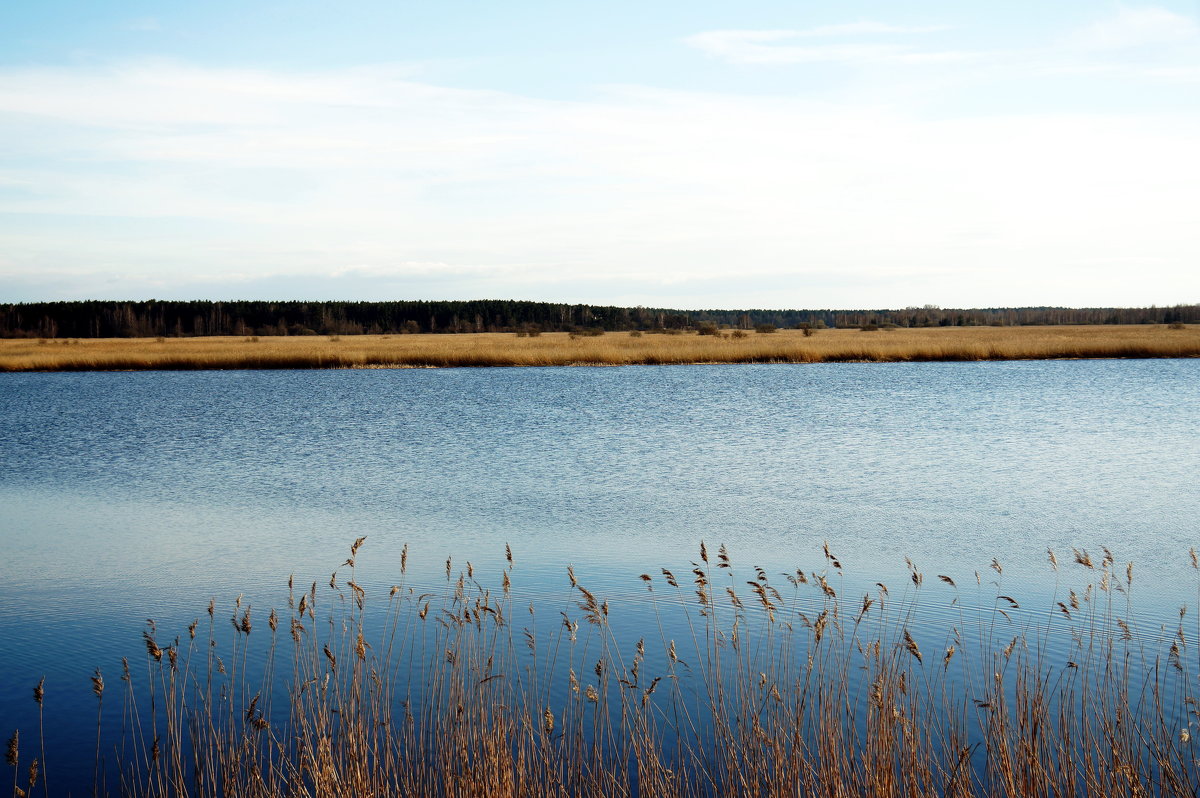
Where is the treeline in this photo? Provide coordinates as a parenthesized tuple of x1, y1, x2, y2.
(1, 300, 1197, 338)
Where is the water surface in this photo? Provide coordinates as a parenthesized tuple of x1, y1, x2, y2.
(2, 360, 1197, 791)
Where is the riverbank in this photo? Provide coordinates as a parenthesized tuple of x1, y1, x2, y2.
(2, 324, 1197, 371)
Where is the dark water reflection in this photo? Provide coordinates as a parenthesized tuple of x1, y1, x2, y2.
(1, 360, 1197, 792)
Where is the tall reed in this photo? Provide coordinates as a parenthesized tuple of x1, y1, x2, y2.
(6, 540, 1198, 796)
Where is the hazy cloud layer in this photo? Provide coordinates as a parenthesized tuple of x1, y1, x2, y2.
(1, 5, 1198, 307)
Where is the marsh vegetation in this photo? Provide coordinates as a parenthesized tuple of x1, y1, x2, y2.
(2, 325, 1198, 371)
(6, 540, 1199, 797)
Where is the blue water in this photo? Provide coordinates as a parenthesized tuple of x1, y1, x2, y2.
(2, 361, 1198, 793)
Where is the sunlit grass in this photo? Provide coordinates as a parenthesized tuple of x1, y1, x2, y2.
(7, 540, 1200, 796)
(2, 325, 1199, 371)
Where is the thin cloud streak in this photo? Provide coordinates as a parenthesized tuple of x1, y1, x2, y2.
(686, 6, 1200, 81)
(684, 28, 970, 66)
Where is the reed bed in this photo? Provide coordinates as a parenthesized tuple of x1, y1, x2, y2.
(2, 325, 1198, 371)
(6, 540, 1199, 797)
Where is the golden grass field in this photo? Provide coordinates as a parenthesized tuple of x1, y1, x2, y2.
(1, 324, 1198, 371)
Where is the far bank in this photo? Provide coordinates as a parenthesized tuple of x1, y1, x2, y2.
(2, 324, 1197, 371)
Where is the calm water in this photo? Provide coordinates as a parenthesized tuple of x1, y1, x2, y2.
(2, 360, 1198, 791)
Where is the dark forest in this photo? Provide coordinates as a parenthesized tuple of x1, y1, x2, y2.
(2, 299, 1197, 338)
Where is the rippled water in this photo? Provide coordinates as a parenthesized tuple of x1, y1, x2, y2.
(2, 360, 1198, 792)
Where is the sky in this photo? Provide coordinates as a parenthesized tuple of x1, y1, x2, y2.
(1, 1, 1198, 309)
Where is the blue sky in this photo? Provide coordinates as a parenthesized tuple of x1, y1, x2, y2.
(1, 1, 1198, 308)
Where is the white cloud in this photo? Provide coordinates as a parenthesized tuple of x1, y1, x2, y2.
(0, 56, 1197, 307)
(788, 22, 953, 38)
(1065, 6, 1198, 51)
(1028, 5, 1200, 83)
(685, 27, 968, 65)
(687, 7, 1200, 83)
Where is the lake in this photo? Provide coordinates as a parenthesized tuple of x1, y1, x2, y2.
(2, 360, 1198, 793)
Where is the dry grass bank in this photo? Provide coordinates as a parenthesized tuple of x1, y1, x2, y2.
(2, 325, 1199, 371)
(7, 540, 1199, 797)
